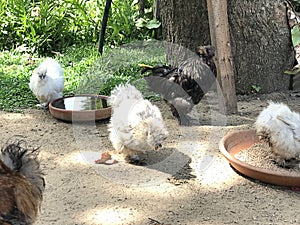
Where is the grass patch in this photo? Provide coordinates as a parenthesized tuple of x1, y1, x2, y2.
(0, 45, 100, 112)
(0, 40, 166, 112)
(0, 51, 37, 111)
(76, 40, 166, 96)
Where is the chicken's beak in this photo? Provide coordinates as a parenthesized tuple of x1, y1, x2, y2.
(155, 143, 162, 150)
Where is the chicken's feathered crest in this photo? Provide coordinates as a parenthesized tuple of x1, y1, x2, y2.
(108, 83, 143, 107)
(34, 58, 63, 80)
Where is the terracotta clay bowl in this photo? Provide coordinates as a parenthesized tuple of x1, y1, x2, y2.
(219, 129, 300, 187)
(49, 94, 111, 122)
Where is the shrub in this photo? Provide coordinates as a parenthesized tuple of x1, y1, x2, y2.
(0, 0, 159, 55)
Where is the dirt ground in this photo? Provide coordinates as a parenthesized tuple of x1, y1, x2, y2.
(1, 91, 300, 225)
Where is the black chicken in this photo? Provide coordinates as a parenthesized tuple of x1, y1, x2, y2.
(0, 140, 45, 225)
(141, 45, 217, 125)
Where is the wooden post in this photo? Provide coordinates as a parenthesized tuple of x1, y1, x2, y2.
(207, 0, 238, 114)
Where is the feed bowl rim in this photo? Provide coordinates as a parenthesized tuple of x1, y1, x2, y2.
(49, 94, 111, 113)
(219, 129, 300, 187)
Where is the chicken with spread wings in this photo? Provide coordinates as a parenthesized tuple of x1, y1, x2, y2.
(140, 45, 217, 125)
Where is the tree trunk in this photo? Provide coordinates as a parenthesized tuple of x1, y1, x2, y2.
(138, 0, 146, 17)
(228, 0, 294, 93)
(153, 0, 161, 39)
(160, 0, 295, 94)
(160, 0, 210, 52)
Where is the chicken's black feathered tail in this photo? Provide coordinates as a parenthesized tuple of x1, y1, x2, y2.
(0, 140, 45, 194)
(0, 140, 45, 225)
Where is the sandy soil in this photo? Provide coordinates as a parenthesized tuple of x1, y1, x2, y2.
(1, 91, 300, 225)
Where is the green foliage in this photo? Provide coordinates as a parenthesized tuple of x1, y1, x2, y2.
(76, 40, 166, 97)
(0, 0, 105, 54)
(0, 0, 159, 55)
(135, 18, 161, 30)
(285, 66, 300, 75)
(251, 85, 261, 93)
(291, 25, 300, 47)
(291, 0, 300, 12)
(56, 45, 100, 92)
(97, 64, 150, 96)
(0, 45, 99, 111)
(0, 51, 36, 111)
(0, 42, 165, 112)
(105, 0, 160, 46)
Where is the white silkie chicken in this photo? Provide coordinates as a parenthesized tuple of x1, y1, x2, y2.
(255, 102, 300, 168)
(29, 58, 64, 108)
(108, 84, 168, 164)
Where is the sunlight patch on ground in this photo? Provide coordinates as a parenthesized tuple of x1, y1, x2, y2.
(78, 206, 140, 225)
(184, 126, 241, 189)
(0, 112, 33, 120)
(192, 156, 240, 189)
(39, 150, 54, 160)
(53, 151, 89, 167)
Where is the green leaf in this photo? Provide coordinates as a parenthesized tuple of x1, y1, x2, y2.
(145, 19, 161, 29)
(135, 17, 146, 29)
(251, 85, 261, 93)
(284, 67, 300, 75)
(131, 0, 139, 7)
(292, 25, 300, 47)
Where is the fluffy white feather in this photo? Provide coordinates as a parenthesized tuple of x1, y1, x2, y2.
(29, 58, 64, 107)
(255, 102, 300, 165)
(108, 84, 168, 163)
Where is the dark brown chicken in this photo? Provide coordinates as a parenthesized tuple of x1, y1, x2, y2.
(141, 45, 217, 125)
(0, 140, 45, 225)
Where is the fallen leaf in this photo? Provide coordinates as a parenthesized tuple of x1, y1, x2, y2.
(95, 152, 118, 165)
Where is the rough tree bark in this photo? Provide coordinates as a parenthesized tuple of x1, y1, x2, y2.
(160, 0, 210, 52)
(138, 0, 146, 17)
(228, 0, 294, 93)
(160, 0, 295, 94)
